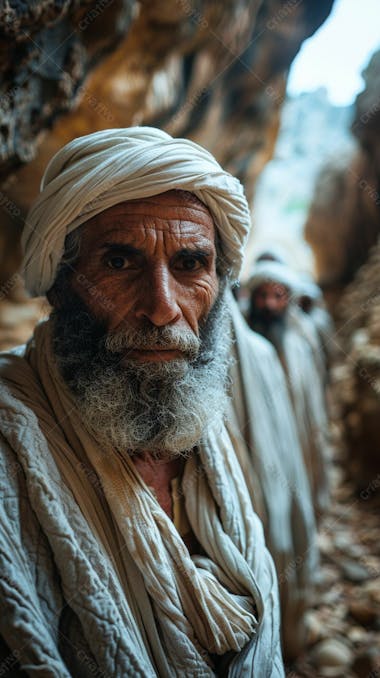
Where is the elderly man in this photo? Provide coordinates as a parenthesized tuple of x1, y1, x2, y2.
(0, 128, 284, 676)
(225, 290, 317, 661)
(297, 277, 334, 370)
(247, 261, 329, 517)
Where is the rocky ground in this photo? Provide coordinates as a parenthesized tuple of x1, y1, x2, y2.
(287, 423, 380, 677)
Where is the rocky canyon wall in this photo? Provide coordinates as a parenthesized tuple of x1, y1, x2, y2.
(305, 49, 380, 489)
(0, 0, 334, 304)
(305, 50, 380, 310)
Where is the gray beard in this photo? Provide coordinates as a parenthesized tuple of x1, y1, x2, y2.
(51, 288, 232, 458)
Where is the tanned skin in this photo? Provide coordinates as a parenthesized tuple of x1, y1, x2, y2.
(67, 191, 219, 518)
(251, 282, 290, 317)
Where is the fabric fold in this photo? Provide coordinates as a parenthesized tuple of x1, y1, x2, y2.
(0, 320, 284, 676)
(22, 128, 251, 295)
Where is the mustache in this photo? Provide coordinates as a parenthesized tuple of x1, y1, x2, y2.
(251, 307, 285, 321)
(104, 323, 200, 360)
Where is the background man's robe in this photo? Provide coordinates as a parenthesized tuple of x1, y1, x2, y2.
(226, 293, 318, 660)
(278, 307, 330, 517)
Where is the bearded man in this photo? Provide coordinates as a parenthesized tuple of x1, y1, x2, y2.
(247, 261, 330, 518)
(225, 290, 317, 661)
(0, 128, 284, 677)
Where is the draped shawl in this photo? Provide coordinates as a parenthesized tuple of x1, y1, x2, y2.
(0, 321, 284, 676)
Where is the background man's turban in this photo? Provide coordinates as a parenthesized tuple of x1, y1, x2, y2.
(248, 261, 300, 296)
(21, 127, 251, 296)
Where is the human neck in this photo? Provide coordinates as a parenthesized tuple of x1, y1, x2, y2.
(131, 450, 186, 519)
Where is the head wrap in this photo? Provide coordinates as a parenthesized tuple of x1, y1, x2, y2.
(21, 127, 251, 296)
(248, 261, 300, 296)
(255, 245, 288, 265)
(296, 277, 322, 301)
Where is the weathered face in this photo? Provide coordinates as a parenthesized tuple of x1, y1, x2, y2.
(51, 191, 230, 454)
(251, 281, 290, 317)
(70, 191, 219, 362)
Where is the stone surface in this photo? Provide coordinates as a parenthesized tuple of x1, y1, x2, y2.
(0, 0, 334, 307)
(0, 0, 134, 174)
(349, 600, 378, 626)
(340, 559, 372, 584)
(309, 638, 353, 670)
(304, 612, 325, 645)
(286, 443, 380, 677)
(352, 649, 380, 678)
(364, 579, 380, 604)
(330, 238, 380, 489)
(305, 49, 380, 311)
(311, 52, 380, 490)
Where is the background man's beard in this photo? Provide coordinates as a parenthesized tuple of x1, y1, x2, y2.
(51, 288, 232, 458)
(248, 307, 287, 351)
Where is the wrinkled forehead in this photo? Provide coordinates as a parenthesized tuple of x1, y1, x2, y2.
(80, 190, 217, 243)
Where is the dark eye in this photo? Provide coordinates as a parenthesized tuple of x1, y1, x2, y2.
(183, 257, 202, 271)
(175, 255, 205, 272)
(107, 256, 129, 270)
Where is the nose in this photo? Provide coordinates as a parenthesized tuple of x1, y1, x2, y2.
(265, 295, 279, 311)
(134, 265, 182, 327)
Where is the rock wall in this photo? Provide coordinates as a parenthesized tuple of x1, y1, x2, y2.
(305, 50, 380, 489)
(0, 0, 334, 306)
(305, 50, 380, 310)
(0, 0, 133, 174)
(332, 240, 380, 489)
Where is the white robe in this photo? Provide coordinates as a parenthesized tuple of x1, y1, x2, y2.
(283, 308, 330, 516)
(0, 321, 284, 677)
(306, 305, 335, 367)
(258, 306, 330, 516)
(226, 293, 318, 660)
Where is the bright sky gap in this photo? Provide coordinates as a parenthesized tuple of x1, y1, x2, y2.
(287, 0, 380, 106)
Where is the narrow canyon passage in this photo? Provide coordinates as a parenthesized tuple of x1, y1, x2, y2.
(1, 2, 379, 676)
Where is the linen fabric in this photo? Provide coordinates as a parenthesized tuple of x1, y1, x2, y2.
(296, 278, 322, 301)
(247, 263, 330, 516)
(225, 291, 318, 659)
(21, 127, 251, 296)
(0, 320, 284, 677)
(278, 307, 330, 516)
(247, 261, 300, 296)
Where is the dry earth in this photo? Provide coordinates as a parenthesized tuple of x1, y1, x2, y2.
(287, 421, 380, 678)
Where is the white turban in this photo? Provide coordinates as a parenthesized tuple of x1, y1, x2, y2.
(296, 277, 322, 300)
(21, 127, 251, 296)
(248, 261, 300, 296)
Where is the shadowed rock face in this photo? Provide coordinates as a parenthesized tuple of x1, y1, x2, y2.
(305, 50, 380, 311)
(306, 51, 380, 490)
(0, 0, 334, 300)
(0, 0, 134, 174)
(332, 240, 380, 489)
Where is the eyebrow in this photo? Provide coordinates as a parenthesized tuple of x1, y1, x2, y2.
(99, 243, 142, 255)
(99, 243, 213, 256)
(173, 247, 212, 257)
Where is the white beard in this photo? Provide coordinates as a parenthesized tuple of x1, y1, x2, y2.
(52, 289, 232, 458)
